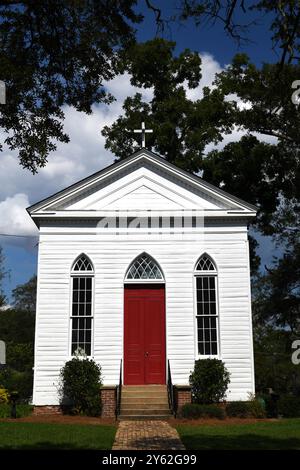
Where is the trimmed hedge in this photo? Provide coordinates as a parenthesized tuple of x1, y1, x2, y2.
(247, 399, 266, 418)
(226, 401, 250, 418)
(0, 403, 33, 418)
(189, 359, 230, 404)
(226, 400, 265, 418)
(60, 357, 102, 416)
(180, 403, 226, 420)
(278, 396, 300, 418)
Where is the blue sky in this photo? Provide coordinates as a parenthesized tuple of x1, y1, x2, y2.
(135, 1, 275, 66)
(1, 2, 279, 301)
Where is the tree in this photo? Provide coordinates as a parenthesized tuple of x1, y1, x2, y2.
(253, 242, 300, 335)
(0, 246, 8, 308)
(103, 38, 235, 173)
(251, 228, 300, 396)
(0, 0, 141, 172)
(0, 308, 35, 344)
(214, 55, 300, 148)
(6, 342, 33, 372)
(0, 307, 35, 400)
(202, 135, 290, 233)
(2, 1, 300, 171)
(253, 324, 300, 395)
(201, 55, 300, 236)
(12, 275, 37, 313)
(0, 309, 35, 400)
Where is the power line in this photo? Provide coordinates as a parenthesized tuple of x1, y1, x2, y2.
(0, 233, 38, 238)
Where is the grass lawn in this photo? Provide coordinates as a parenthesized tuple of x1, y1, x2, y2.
(0, 422, 117, 450)
(177, 419, 300, 450)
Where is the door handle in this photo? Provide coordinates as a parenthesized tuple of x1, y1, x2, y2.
(144, 352, 149, 357)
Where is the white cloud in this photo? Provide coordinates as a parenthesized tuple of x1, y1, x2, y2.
(185, 52, 222, 101)
(105, 71, 154, 104)
(0, 193, 38, 241)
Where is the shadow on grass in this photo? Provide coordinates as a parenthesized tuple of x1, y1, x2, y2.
(1, 442, 83, 450)
(180, 433, 300, 450)
(0, 442, 111, 450)
(0, 422, 116, 450)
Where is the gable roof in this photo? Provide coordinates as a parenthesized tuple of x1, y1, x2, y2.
(27, 149, 257, 217)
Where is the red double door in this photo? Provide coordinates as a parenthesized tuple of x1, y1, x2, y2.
(124, 285, 166, 385)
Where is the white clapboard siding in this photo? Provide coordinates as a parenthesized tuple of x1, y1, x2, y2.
(32, 224, 254, 405)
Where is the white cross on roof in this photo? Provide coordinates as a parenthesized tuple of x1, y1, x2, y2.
(133, 122, 153, 148)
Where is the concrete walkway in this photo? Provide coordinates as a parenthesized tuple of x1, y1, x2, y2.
(112, 420, 185, 450)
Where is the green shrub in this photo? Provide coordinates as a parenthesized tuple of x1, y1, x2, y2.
(189, 359, 230, 404)
(0, 367, 33, 401)
(247, 399, 266, 418)
(226, 401, 250, 418)
(226, 400, 266, 418)
(278, 396, 300, 418)
(180, 403, 225, 420)
(60, 357, 102, 416)
(0, 403, 33, 418)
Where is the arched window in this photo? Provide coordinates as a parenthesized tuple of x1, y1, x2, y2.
(70, 254, 94, 356)
(125, 253, 164, 281)
(195, 255, 216, 272)
(72, 255, 93, 272)
(194, 254, 218, 356)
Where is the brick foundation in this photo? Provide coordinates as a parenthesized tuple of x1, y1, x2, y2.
(100, 386, 116, 418)
(33, 405, 62, 415)
(174, 385, 191, 414)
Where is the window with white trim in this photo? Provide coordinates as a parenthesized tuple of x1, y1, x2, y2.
(71, 254, 93, 356)
(195, 254, 218, 356)
(125, 253, 164, 280)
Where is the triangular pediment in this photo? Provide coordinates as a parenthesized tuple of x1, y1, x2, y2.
(27, 150, 257, 220)
(90, 185, 184, 210)
(63, 169, 230, 211)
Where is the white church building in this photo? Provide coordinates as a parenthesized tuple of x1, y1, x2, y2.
(28, 145, 256, 416)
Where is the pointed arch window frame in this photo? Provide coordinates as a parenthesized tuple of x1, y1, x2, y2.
(124, 253, 165, 284)
(194, 253, 217, 273)
(71, 254, 94, 274)
(194, 253, 219, 358)
(70, 254, 94, 358)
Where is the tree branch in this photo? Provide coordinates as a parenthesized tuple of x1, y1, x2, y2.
(145, 0, 163, 32)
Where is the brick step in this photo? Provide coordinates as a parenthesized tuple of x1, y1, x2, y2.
(121, 403, 171, 411)
(119, 408, 171, 416)
(119, 385, 171, 419)
(121, 393, 168, 401)
(119, 415, 172, 421)
(121, 397, 169, 405)
(122, 386, 167, 391)
(122, 390, 168, 397)
(121, 395, 168, 402)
